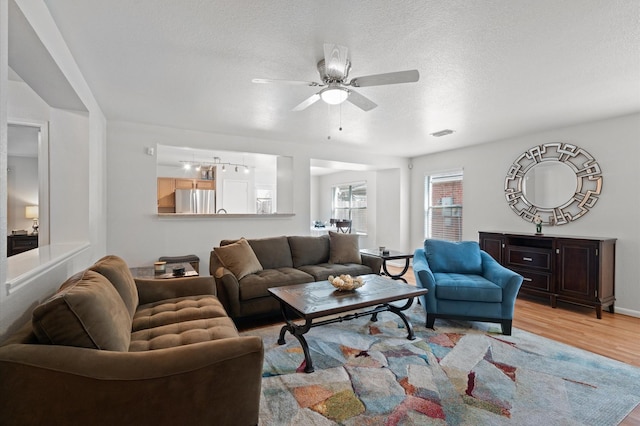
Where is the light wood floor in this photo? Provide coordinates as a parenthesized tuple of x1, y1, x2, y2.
(388, 265, 640, 425)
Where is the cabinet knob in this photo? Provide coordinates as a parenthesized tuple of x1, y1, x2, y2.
(523, 277, 533, 282)
(523, 257, 533, 262)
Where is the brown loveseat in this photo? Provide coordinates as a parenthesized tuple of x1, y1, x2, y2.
(0, 255, 263, 426)
(210, 233, 383, 320)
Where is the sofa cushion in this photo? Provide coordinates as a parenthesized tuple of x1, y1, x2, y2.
(238, 268, 313, 301)
(215, 238, 263, 280)
(89, 254, 139, 319)
(132, 295, 230, 332)
(288, 235, 330, 267)
(424, 239, 482, 274)
(298, 263, 373, 281)
(329, 231, 362, 264)
(433, 273, 503, 303)
(129, 316, 239, 351)
(32, 270, 132, 351)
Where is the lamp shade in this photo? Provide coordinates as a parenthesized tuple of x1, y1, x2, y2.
(25, 205, 38, 219)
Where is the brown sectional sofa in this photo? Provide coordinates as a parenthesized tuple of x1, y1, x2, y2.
(0, 255, 263, 426)
(210, 233, 383, 320)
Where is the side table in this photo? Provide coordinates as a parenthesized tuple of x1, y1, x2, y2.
(360, 248, 414, 283)
(129, 262, 198, 279)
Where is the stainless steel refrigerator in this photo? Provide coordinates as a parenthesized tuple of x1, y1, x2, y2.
(175, 189, 216, 214)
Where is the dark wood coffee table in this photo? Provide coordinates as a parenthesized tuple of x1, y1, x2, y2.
(268, 274, 428, 373)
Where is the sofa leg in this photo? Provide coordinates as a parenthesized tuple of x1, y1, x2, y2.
(501, 320, 513, 336)
(426, 314, 435, 329)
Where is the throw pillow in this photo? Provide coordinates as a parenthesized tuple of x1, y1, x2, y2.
(89, 255, 139, 320)
(32, 270, 132, 351)
(424, 239, 482, 274)
(214, 238, 263, 280)
(289, 235, 330, 267)
(328, 231, 362, 264)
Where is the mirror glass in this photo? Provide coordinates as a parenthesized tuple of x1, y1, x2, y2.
(523, 161, 577, 208)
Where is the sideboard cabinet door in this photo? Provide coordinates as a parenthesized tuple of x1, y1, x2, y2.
(479, 232, 505, 263)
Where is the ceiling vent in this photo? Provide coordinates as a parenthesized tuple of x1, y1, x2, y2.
(431, 129, 455, 137)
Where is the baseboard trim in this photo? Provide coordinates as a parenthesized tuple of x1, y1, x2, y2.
(614, 306, 640, 318)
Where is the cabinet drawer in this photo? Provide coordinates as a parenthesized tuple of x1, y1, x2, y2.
(507, 246, 552, 271)
(512, 267, 552, 292)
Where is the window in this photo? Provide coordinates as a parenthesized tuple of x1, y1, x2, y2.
(424, 171, 463, 241)
(332, 182, 367, 233)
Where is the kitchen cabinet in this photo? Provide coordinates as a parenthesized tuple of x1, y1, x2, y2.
(157, 177, 216, 212)
(157, 178, 176, 209)
(479, 231, 616, 318)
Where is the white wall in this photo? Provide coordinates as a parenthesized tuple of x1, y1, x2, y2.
(0, 0, 107, 340)
(410, 113, 640, 317)
(106, 120, 410, 274)
(48, 108, 90, 244)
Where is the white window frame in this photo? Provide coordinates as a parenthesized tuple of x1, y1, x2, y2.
(331, 181, 367, 234)
(424, 171, 463, 241)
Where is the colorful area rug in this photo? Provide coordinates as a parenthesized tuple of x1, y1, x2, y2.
(242, 306, 640, 425)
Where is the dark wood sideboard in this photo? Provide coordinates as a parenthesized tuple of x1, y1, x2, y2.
(479, 231, 616, 319)
(7, 234, 38, 257)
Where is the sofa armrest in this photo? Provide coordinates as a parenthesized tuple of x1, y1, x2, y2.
(0, 336, 264, 425)
(213, 267, 241, 318)
(361, 253, 383, 274)
(135, 276, 216, 305)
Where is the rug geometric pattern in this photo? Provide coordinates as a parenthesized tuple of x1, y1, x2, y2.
(243, 306, 640, 425)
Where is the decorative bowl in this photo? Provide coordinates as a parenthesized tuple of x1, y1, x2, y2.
(328, 274, 364, 291)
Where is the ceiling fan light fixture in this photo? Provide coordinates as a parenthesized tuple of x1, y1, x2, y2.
(320, 87, 349, 105)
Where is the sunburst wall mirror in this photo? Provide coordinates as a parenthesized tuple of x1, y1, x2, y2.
(504, 143, 602, 225)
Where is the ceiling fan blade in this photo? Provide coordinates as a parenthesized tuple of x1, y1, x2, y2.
(323, 43, 349, 79)
(346, 89, 377, 111)
(349, 69, 420, 87)
(292, 93, 321, 111)
(252, 78, 322, 87)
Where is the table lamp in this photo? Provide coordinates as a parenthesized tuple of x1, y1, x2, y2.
(25, 205, 39, 235)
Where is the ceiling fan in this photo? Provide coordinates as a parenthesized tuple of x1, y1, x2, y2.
(252, 44, 420, 112)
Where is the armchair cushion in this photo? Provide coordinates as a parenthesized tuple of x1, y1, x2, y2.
(32, 270, 132, 351)
(329, 231, 362, 264)
(214, 238, 263, 280)
(433, 273, 503, 303)
(424, 239, 482, 274)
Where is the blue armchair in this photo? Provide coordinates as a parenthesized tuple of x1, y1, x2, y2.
(413, 239, 523, 335)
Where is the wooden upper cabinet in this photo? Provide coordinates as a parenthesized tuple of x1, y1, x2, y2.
(175, 178, 215, 190)
(175, 178, 195, 189)
(157, 178, 176, 208)
(195, 180, 215, 189)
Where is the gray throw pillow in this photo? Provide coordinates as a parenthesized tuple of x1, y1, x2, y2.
(329, 231, 362, 264)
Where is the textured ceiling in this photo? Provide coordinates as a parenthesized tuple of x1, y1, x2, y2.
(34, 0, 640, 158)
